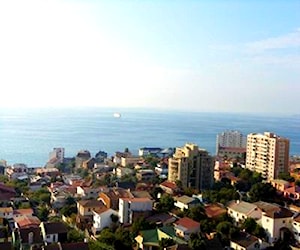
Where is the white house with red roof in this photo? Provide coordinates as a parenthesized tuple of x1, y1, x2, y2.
(174, 217, 200, 240)
(92, 207, 118, 234)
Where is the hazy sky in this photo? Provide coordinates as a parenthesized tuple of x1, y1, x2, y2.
(0, 0, 299, 113)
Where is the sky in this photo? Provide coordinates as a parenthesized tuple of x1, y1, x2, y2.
(0, 0, 299, 113)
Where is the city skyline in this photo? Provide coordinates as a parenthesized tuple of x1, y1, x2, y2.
(0, 0, 299, 114)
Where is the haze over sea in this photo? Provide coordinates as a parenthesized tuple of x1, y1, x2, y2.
(0, 107, 299, 167)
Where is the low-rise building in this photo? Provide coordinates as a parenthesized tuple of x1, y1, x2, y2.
(76, 186, 104, 199)
(77, 200, 105, 217)
(174, 217, 200, 240)
(119, 197, 153, 224)
(205, 203, 227, 219)
(114, 167, 135, 179)
(40, 222, 68, 244)
(0, 207, 13, 222)
(98, 187, 133, 210)
(136, 169, 155, 182)
(159, 181, 180, 195)
(6, 163, 28, 180)
(230, 232, 260, 250)
(138, 147, 162, 157)
(261, 206, 294, 244)
(292, 213, 300, 243)
(283, 185, 300, 201)
(270, 179, 290, 193)
(227, 201, 261, 225)
(92, 207, 119, 234)
(174, 195, 200, 211)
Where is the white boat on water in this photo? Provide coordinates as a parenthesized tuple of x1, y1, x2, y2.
(113, 113, 121, 118)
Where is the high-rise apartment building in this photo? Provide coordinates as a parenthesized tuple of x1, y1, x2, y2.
(246, 132, 289, 180)
(168, 143, 213, 190)
(216, 130, 246, 155)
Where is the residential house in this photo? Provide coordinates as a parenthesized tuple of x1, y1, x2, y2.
(205, 203, 227, 219)
(230, 232, 260, 250)
(292, 213, 300, 243)
(270, 179, 290, 193)
(35, 168, 60, 179)
(82, 158, 96, 170)
(13, 209, 34, 218)
(174, 195, 200, 211)
(136, 169, 155, 182)
(40, 222, 68, 244)
(75, 150, 91, 169)
(159, 181, 180, 195)
(62, 175, 82, 186)
(17, 227, 43, 250)
(114, 167, 134, 179)
(14, 215, 41, 229)
(76, 186, 105, 199)
(77, 200, 105, 230)
(92, 207, 119, 234)
(138, 147, 163, 157)
(98, 187, 133, 210)
(13, 215, 42, 250)
(227, 201, 261, 225)
(0, 207, 13, 224)
(174, 217, 201, 240)
(283, 185, 300, 201)
(261, 206, 294, 244)
(77, 200, 105, 217)
(146, 213, 177, 227)
(120, 156, 141, 168)
(6, 163, 28, 180)
(119, 197, 153, 224)
(113, 151, 132, 165)
(135, 226, 187, 250)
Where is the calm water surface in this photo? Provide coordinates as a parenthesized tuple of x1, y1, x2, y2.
(0, 108, 299, 167)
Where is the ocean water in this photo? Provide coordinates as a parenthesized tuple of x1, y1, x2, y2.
(0, 107, 299, 167)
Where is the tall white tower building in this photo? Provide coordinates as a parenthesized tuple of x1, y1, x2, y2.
(245, 132, 289, 180)
(216, 130, 246, 155)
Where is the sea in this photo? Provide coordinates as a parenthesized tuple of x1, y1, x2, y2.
(0, 107, 299, 167)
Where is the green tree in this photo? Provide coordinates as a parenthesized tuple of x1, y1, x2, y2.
(37, 205, 49, 221)
(216, 221, 238, 246)
(156, 194, 174, 213)
(248, 183, 277, 202)
(278, 172, 295, 182)
(185, 205, 207, 222)
(131, 217, 154, 236)
(28, 188, 51, 205)
(241, 218, 257, 233)
(189, 232, 207, 250)
(159, 238, 176, 250)
(67, 228, 85, 243)
(88, 240, 114, 250)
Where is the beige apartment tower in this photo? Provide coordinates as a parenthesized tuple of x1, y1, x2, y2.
(168, 143, 213, 190)
(246, 132, 289, 180)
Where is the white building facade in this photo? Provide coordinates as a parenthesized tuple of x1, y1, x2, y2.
(119, 197, 153, 224)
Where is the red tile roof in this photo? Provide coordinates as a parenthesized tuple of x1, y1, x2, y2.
(13, 208, 34, 216)
(160, 181, 177, 190)
(175, 217, 200, 230)
(14, 215, 41, 228)
(205, 204, 227, 218)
